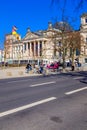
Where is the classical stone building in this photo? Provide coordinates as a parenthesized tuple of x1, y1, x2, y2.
(4, 13, 87, 65)
(4, 30, 21, 64)
(0, 49, 4, 63)
(4, 23, 62, 65)
(80, 13, 87, 63)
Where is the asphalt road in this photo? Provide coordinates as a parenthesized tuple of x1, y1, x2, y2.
(0, 72, 87, 130)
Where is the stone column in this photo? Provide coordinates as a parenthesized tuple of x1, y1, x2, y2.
(22, 44, 24, 54)
(21, 45, 23, 59)
(28, 42, 30, 56)
(34, 41, 36, 57)
(27, 43, 28, 50)
(30, 42, 32, 57)
(38, 41, 40, 57)
(84, 46, 86, 55)
(37, 41, 40, 65)
(26, 43, 28, 58)
(42, 41, 44, 56)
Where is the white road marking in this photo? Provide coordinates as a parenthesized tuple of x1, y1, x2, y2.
(65, 86, 87, 95)
(30, 81, 56, 87)
(73, 77, 83, 80)
(0, 97, 57, 118)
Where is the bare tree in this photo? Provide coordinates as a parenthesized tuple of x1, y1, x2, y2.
(50, 0, 87, 69)
(50, 29, 71, 68)
(51, 0, 87, 12)
(65, 31, 82, 69)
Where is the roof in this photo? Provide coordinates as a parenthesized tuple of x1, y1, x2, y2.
(53, 22, 73, 32)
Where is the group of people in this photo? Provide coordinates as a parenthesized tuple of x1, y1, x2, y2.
(25, 63, 44, 74)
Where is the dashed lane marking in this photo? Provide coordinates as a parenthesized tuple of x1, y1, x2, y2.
(30, 81, 56, 87)
(0, 97, 57, 118)
(65, 86, 87, 95)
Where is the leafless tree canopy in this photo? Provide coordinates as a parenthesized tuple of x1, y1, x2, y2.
(53, 22, 73, 32)
(50, 0, 85, 68)
(51, 0, 87, 10)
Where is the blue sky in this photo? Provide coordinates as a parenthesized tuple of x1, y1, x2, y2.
(0, 0, 87, 48)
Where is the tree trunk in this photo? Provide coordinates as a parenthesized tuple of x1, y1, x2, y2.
(62, 48, 66, 69)
(71, 49, 75, 71)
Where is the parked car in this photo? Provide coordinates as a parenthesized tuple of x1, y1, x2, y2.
(46, 62, 59, 69)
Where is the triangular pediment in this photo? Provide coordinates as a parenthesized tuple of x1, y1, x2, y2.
(23, 32, 39, 40)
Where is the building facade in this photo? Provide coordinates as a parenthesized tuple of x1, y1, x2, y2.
(0, 49, 4, 63)
(80, 13, 87, 63)
(4, 13, 87, 65)
(4, 23, 62, 65)
(4, 28, 21, 64)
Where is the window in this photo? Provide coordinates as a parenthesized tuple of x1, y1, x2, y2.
(85, 58, 87, 63)
(40, 41, 42, 56)
(59, 41, 61, 46)
(59, 51, 62, 57)
(65, 48, 67, 56)
(36, 42, 38, 56)
(86, 37, 87, 43)
(85, 18, 87, 23)
(24, 43, 26, 50)
(76, 49, 80, 56)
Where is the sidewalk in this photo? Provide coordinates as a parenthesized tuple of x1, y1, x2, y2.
(0, 66, 80, 80)
(0, 67, 41, 79)
(0, 66, 62, 79)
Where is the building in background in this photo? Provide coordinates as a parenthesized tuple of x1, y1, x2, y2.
(4, 27, 21, 64)
(80, 13, 87, 63)
(0, 49, 4, 63)
(6, 24, 62, 65)
(4, 13, 87, 65)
